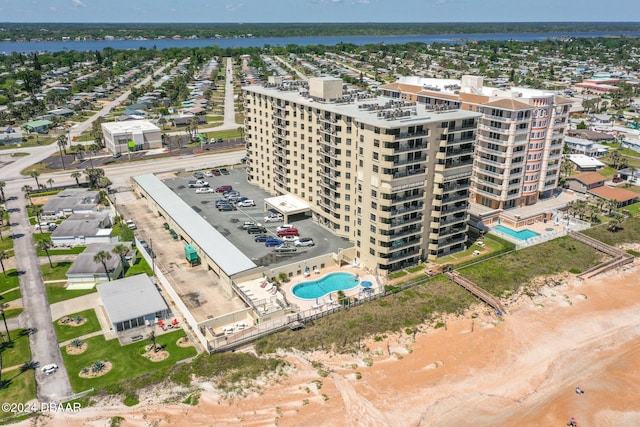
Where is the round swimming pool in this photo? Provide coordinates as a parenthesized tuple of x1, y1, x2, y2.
(292, 272, 359, 300)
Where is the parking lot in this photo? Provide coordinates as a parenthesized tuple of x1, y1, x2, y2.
(162, 166, 351, 269)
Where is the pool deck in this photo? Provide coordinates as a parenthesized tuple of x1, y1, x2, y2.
(281, 264, 377, 312)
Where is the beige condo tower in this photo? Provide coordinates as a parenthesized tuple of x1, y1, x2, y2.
(243, 77, 481, 275)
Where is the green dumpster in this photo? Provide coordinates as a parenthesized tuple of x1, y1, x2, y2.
(184, 245, 199, 266)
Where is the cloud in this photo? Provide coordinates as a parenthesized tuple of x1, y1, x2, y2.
(225, 3, 245, 12)
(72, 0, 86, 8)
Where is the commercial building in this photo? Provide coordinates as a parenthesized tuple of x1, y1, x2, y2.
(243, 77, 481, 272)
(101, 120, 162, 156)
(381, 75, 572, 210)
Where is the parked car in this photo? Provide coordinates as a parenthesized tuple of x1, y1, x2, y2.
(242, 221, 260, 229)
(254, 234, 269, 242)
(613, 177, 624, 183)
(218, 204, 236, 212)
(264, 213, 284, 222)
(211, 169, 222, 176)
(35, 222, 54, 230)
(277, 228, 299, 237)
(282, 235, 299, 242)
(193, 171, 204, 179)
(236, 199, 256, 207)
(195, 187, 214, 194)
(274, 245, 298, 253)
(276, 224, 295, 232)
(125, 219, 137, 230)
(220, 168, 229, 175)
(247, 226, 267, 234)
(188, 180, 209, 188)
(217, 138, 224, 143)
(227, 195, 243, 203)
(215, 199, 232, 207)
(215, 185, 232, 193)
(265, 238, 284, 247)
(137, 238, 148, 248)
(204, 170, 213, 177)
(295, 238, 315, 247)
(224, 191, 240, 199)
(41, 363, 58, 375)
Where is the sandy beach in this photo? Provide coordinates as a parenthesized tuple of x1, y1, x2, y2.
(26, 259, 640, 427)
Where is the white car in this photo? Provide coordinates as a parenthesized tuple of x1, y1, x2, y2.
(195, 187, 214, 194)
(264, 214, 284, 222)
(236, 199, 256, 207)
(295, 238, 315, 247)
(276, 224, 294, 232)
(204, 171, 213, 177)
(282, 235, 299, 242)
(125, 219, 137, 230)
(41, 363, 58, 375)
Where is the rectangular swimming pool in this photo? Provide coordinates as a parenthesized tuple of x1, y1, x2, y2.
(492, 224, 540, 241)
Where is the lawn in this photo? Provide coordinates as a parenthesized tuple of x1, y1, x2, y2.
(40, 261, 72, 281)
(3, 308, 23, 319)
(583, 215, 640, 246)
(0, 235, 15, 252)
(1, 329, 32, 368)
(61, 330, 197, 392)
(256, 275, 477, 354)
(125, 255, 153, 277)
(46, 283, 97, 305)
(53, 309, 102, 343)
(0, 371, 37, 421)
(36, 245, 85, 257)
(0, 288, 21, 303)
(458, 236, 603, 298)
(0, 269, 21, 293)
(32, 232, 52, 244)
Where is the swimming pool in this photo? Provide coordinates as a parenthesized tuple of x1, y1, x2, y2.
(292, 272, 359, 300)
(493, 224, 540, 241)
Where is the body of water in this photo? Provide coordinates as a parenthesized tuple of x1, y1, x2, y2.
(493, 224, 540, 241)
(2, 31, 640, 54)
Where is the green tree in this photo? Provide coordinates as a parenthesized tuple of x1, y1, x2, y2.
(29, 170, 41, 188)
(93, 250, 112, 281)
(0, 180, 6, 202)
(37, 237, 54, 268)
(71, 171, 82, 187)
(21, 185, 32, 205)
(112, 244, 129, 273)
(47, 178, 55, 188)
(0, 303, 11, 343)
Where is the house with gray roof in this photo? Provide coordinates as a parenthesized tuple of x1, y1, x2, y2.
(51, 212, 115, 246)
(42, 188, 100, 219)
(97, 274, 169, 332)
(66, 242, 130, 289)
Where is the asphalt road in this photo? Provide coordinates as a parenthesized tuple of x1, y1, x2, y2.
(6, 192, 73, 402)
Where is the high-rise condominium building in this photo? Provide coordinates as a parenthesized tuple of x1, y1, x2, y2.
(243, 77, 480, 274)
(381, 76, 572, 210)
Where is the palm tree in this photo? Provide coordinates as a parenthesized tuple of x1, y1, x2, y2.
(71, 171, 82, 187)
(47, 178, 55, 188)
(112, 244, 129, 275)
(0, 250, 8, 277)
(148, 330, 157, 352)
(21, 185, 32, 205)
(0, 180, 5, 202)
(37, 238, 54, 268)
(0, 303, 11, 343)
(32, 205, 44, 233)
(57, 134, 67, 170)
(29, 170, 41, 188)
(94, 250, 112, 281)
(0, 207, 5, 241)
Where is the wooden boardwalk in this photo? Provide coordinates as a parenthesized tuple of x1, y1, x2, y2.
(445, 271, 507, 315)
(569, 232, 634, 280)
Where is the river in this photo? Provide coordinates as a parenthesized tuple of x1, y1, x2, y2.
(2, 31, 640, 54)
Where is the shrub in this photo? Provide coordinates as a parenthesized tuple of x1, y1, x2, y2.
(70, 338, 84, 348)
(123, 392, 139, 407)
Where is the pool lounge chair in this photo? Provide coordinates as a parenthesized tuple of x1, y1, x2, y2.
(313, 267, 320, 274)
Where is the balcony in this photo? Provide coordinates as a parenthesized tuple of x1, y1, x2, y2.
(441, 192, 469, 204)
(476, 167, 506, 180)
(394, 156, 426, 167)
(317, 178, 340, 192)
(393, 130, 428, 141)
(383, 226, 422, 239)
(476, 155, 508, 169)
(389, 214, 423, 228)
(440, 202, 468, 215)
(392, 167, 427, 179)
(435, 234, 467, 249)
(439, 213, 468, 226)
(395, 142, 427, 153)
(445, 147, 474, 158)
(387, 202, 424, 216)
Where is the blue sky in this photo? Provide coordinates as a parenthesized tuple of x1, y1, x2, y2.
(0, 0, 638, 23)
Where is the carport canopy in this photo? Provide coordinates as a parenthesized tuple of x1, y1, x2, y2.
(264, 194, 312, 223)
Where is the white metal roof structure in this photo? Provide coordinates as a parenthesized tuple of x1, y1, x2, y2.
(133, 174, 257, 276)
(97, 274, 167, 324)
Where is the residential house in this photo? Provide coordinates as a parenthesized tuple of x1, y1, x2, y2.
(567, 172, 606, 193)
(50, 212, 115, 246)
(66, 243, 130, 289)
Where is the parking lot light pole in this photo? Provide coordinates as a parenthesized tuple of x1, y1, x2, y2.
(150, 238, 155, 275)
